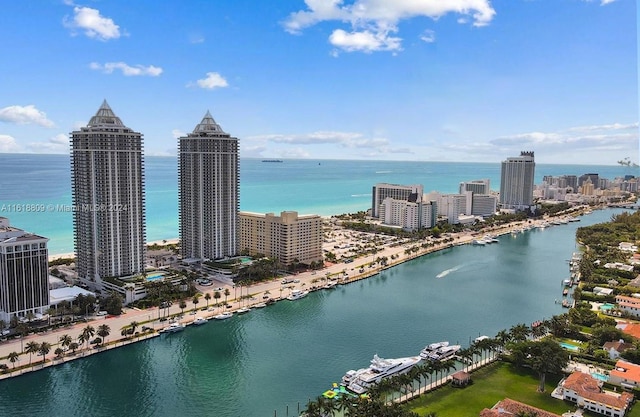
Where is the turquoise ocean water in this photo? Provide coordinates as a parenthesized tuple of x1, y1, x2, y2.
(0, 154, 633, 255)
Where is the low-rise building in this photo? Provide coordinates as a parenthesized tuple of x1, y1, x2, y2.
(609, 360, 640, 390)
(239, 211, 323, 266)
(558, 371, 632, 417)
(616, 295, 640, 318)
(603, 340, 634, 360)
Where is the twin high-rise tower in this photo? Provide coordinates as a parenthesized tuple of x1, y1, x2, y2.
(71, 101, 146, 289)
(178, 111, 239, 261)
(71, 102, 238, 291)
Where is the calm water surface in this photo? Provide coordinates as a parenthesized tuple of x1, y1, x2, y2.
(0, 208, 629, 417)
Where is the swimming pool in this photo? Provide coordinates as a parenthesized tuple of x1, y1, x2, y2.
(560, 342, 580, 352)
(591, 372, 609, 382)
(600, 303, 615, 311)
(146, 272, 167, 281)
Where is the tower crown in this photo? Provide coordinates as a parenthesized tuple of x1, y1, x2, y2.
(191, 110, 226, 135)
(88, 100, 125, 127)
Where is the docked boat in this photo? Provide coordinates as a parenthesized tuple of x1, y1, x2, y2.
(236, 307, 251, 314)
(419, 341, 449, 359)
(253, 302, 267, 308)
(472, 239, 486, 246)
(425, 344, 461, 361)
(287, 289, 309, 300)
(164, 322, 186, 333)
(324, 280, 337, 289)
(192, 317, 208, 325)
(214, 312, 233, 320)
(344, 354, 422, 394)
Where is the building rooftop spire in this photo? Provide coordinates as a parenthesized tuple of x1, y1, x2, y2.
(88, 100, 125, 127)
(192, 110, 226, 134)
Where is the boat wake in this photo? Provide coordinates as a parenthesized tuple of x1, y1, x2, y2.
(350, 194, 371, 198)
(436, 265, 462, 279)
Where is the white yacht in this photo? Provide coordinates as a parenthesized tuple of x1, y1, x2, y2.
(345, 354, 422, 394)
(253, 302, 267, 308)
(419, 341, 449, 359)
(164, 322, 186, 333)
(287, 289, 309, 300)
(214, 312, 233, 320)
(236, 307, 251, 314)
(192, 317, 207, 325)
(425, 344, 461, 361)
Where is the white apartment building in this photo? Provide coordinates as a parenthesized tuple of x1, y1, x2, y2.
(499, 151, 535, 210)
(371, 183, 423, 218)
(471, 194, 498, 217)
(459, 179, 490, 195)
(378, 198, 436, 231)
(0, 217, 49, 323)
(239, 211, 322, 266)
(179, 111, 239, 261)
(71, 101, 146, 291)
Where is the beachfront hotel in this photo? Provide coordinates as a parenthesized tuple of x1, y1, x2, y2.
(238, 211, 322, 266)
(70, 100, 146, 291)
(179, 111, 239, 261)
(371, 183, 424, 218)
(0, 217, 49, 323)
(499, 151, 536, 211)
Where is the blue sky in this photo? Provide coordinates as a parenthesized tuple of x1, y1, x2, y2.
(0, 0, 637, 165)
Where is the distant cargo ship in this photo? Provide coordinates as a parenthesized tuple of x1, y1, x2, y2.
(261, 159, 283, 163)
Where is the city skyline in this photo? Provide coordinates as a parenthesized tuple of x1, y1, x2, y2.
(0, 0, 637, 165)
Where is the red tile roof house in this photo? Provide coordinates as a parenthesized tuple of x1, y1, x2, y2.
(479, 398, 561, 417)
(610, 360, 640, 390)
(603, 340, 635, 360)
(559, 371, 633, 417)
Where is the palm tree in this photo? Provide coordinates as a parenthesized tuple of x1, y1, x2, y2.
(213, 291, 221, 309)
(509, 323, 530, 343)
(59, 334, 72, 351)
(80, 324, 95, 352)
(223, 289, 230, 305)
(179, 300, 187, 314)
(97, 324, 111, 345)
(25, 341, 40, 366)
(54, 348, 64, 359)
(68, 342, 79, 354)
(192, 295, 200, 311)
(7, 351, 19, 370)
(204, 292, 211, 307)
(38, 341, 51, 365)
(129, 321, 139, 337)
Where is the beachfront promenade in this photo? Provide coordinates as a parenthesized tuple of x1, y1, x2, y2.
(0, 218, 542, 379)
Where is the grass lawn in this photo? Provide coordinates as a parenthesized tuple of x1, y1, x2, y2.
(406, 361, 573, 417)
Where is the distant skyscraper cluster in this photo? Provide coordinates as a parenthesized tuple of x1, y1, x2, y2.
(179, 112, 239, 261)
(71, 101, 146, 290)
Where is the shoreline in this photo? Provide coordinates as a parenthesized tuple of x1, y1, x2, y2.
(9, 209, 596, 381)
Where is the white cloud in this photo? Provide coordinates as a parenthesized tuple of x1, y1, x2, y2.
(283, 0, 495, 53)
(172, 129, 187, 139)
(329, 28, 402, 52)
(0, 105, 55, 128)
(189, 72, 229, 90)
(64, 6, 121, 41)
(27, 134, 69, 154)
(420, 29, 436, 43)
(89, 62, 163, 77)
(0, 135, 21, 153)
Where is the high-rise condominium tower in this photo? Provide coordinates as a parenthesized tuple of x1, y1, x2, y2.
(0, 217, 49, 323)
(179, 111, 239, 261)
(71, 100, 146, 290)
(499, 151, 536, 210)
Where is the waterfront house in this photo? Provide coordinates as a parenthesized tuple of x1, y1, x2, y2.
(557, 371, 633, 417)
(609, 360, 640, 390)
(479, 398, 561, 417)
